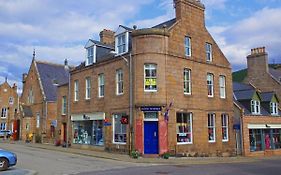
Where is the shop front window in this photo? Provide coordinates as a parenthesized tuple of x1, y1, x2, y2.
(113, 114, 127, 144)
(73, 120, 104, 146)
(249, 129, 263, 152)
(273, 129, 281, 149)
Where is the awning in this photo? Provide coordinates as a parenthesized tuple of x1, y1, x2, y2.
(71, 112, 105, 121)
(248, 124, 281, 129)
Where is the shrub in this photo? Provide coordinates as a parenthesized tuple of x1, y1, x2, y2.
(162, 152, 170, 159)
(131, 150, 140, 159)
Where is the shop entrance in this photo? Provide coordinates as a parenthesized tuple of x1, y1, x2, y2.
(144, 121, 159, 154)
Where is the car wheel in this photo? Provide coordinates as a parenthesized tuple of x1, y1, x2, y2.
(0, 158, 8, 171)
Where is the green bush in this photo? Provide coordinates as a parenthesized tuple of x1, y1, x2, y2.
(131, 150, 140, 159)
(162, 152, 170, 159)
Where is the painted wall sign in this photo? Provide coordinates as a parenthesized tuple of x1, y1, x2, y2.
(141, 106, 161, 111)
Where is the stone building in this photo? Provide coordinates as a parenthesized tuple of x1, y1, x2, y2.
(0, 79, 19, 139)
(68, 0, 235, 156)
(20, 56, 69, 143)
(233, 47, 281, 99)
(233, 82, 281, 156)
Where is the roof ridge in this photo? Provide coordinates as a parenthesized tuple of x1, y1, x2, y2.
(35, 60, 65, 67)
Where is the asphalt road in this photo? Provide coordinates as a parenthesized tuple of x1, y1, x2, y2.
(77, 158, 281, 175)
(0, 143, 146, 175)
(1, 143, 281, 175)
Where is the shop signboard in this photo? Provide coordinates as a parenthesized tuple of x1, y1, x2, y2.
(141, 106, 161, 112)
(104, 123, 112, 126)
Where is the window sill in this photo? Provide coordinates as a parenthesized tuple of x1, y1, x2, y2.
(177, 142, 193, 145)
(222, 140, 229, 143)
(208, 96, 214, 98)
(184, 93, 191, 96)
(113, 142, 126, 145)
(98, 96, 104, 99)
(85, 98, 91, 101)
(144, 90, 158, 93)
(208, 141, 216, 143)
(116, 93, 124, 96)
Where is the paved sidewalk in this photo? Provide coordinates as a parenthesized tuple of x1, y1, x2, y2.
(0, 140, 269, 165)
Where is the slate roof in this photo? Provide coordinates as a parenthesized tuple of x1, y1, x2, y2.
(260, 92, 274, 102)
(152, 18, 177, 29)
(269, 68, 281, 82)
(119, 25, 133, 31)
(234, 89, 256, 101)
(232, 64, 281, 83)
(36, 61, 69, 101)
(233, 82, 253, 91)
(89, 39, 114, 49)
(22, 105, 33, 117)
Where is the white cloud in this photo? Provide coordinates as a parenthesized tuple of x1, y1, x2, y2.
(208, 7, 281, 69)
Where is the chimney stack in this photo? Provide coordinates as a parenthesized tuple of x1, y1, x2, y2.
(99, 29, 115, 45)
(173, 0, 205, 26)
(247, 46, 269, 76)
(64, 59, 69, 70)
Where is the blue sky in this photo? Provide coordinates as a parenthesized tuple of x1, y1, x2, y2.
(0, 0, 281, 92)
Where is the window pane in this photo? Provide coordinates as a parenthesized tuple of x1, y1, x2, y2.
(114, 114, 127, 143)
(177, 113, 192, 143)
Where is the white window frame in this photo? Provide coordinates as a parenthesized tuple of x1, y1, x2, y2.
(184, 68, 191, 95)
(221, 114, 229, 142)
(208, 113, 216, 143)
(219, 75, 226, 99)
(176, 112, 193, 144)
(36, 113, 40, 128)
(116, 32, 129, 55)
(206, 43, 212, 62)
(207, 73, 214, 97)
(1, 108, 7, 118)
(116, 69, 124, 95)
(74, 80, 79, 102)
(85, 77, 91, 100)
(86, 45, 96, 66)
(144, 64, 157, 92)
(98, 74, 105, 98)
(62, 96, 67, 115)
(270, 102, 279, 115)
(185, 36, 191, 57)
(0, 122, 6, 130)
(28, 88, 34, 104)
(113, 114, 127, 144)
(251, 100, 261, 115)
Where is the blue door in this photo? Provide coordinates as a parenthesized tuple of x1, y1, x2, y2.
(144, 121, 159, 154)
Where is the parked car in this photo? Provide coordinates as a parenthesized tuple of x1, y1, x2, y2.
(0, 130, 12, 138)
(0, 149, 17, 171)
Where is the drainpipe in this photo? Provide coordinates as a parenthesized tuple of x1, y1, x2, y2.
(240, 108, 244, 156)
(66, 70, 71, 148)
(129, 53, 134, 154)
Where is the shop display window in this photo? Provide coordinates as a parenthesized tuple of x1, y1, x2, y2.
(113, 114, 127, 144)
(73, 120, 104, 146)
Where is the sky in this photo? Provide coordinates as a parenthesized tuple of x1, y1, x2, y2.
(0, 0, 281, 92)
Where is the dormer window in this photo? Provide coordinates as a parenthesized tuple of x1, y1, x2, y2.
(251, 100, 260, 115)
(270, 102, 278, 115)
(115, 32, 129, 55)
(86, 46, 96, 66)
